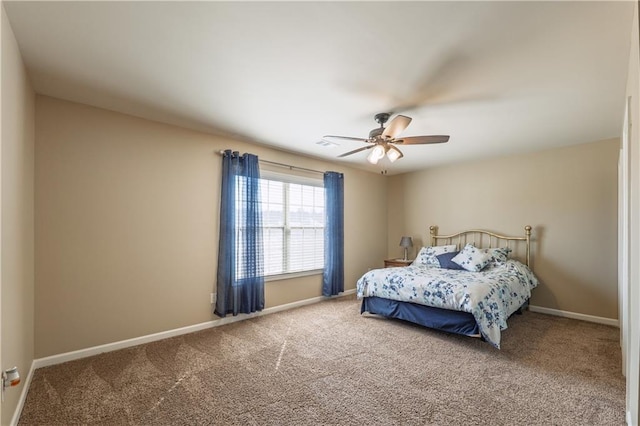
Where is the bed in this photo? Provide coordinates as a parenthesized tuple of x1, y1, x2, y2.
(357, 226, 539, 348)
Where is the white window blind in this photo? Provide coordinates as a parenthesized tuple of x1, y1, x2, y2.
(259, 169, 324, 277)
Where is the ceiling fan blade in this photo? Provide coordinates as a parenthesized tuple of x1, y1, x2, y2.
(395, 135, 450, 145)
(338, 145, 374, 158)
(322, 135, 369, 145)
(382, 115, 412, 138)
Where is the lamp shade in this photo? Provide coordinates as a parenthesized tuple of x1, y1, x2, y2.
(387, 145, 403, 163)
(367, 144, 386, 164)
(399, 236, 413, 248)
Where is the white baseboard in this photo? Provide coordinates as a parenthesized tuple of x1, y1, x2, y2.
(34, 288, 356, 369)
(627, 410, 633, 426)
(10, 360, 35, 426)
(528, 305, 619, 327)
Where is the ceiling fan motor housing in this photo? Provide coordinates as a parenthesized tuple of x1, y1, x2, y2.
(369, 127, 384, 139)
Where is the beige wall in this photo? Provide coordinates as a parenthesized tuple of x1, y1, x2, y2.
(387, 139, 619, 319)
(34, 94, 620, 359)
(34, 96, 388, 358)
(1, 5, 35, 425)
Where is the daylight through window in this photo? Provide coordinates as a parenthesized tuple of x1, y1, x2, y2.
(259, 171, 324, 277)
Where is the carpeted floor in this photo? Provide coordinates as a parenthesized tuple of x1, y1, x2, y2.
(19, 295, 625, 425)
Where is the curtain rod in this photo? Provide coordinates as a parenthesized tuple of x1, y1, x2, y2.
(217, 150, 325, 175)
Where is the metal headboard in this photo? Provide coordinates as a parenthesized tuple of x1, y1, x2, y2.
(429, 225, 532, 267)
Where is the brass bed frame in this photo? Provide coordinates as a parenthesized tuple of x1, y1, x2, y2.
(429, 225, 532, 268)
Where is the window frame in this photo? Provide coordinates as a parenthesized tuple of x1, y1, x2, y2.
(259, 168, 325, 281)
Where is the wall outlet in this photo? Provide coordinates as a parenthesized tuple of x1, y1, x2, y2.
(210, 293, 216, 304)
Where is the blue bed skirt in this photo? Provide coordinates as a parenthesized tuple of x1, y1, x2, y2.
(360, 297, 480, 336)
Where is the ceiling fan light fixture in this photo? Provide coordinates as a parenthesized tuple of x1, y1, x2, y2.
(387, 146, 403, 163)
(367, 144, 386, 164)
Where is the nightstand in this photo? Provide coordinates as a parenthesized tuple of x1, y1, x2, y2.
(384, 258, 413, 268)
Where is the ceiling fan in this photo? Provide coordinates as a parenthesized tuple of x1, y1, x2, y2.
(322, 113, 449, 164)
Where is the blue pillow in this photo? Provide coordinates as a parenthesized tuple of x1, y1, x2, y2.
(436, 251, 465, 270)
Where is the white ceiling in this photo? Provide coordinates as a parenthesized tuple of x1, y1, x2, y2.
(4, 1, 635, 174)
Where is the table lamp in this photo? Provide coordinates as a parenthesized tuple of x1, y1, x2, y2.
(399, 236, 413, 261)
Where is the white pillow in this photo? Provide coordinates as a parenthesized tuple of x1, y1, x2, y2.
(452, 244, 492, 272)
(485, 247, 511, 264)
(414, 244, 457, 266)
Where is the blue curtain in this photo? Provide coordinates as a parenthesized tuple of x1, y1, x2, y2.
(215, 150, 265, 317)
(323, 171, 344, 296)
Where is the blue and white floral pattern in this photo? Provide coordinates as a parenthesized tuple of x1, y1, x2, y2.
(414, 245, 457, 266)
(357, 260, 538, 348)
(485, 247, 511, 264)
(451, 244, 492, 272)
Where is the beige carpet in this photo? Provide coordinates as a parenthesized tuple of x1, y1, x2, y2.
(19, 295, 624, 425)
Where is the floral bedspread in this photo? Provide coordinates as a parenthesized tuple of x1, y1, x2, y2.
(356, 260, 539, 348)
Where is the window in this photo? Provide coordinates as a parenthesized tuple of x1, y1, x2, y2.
(259, 170, 324, 277)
